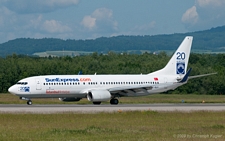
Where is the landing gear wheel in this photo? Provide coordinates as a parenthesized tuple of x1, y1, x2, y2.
(27, 100, 32, 105)
(93, 102, 101, 105)
(110, 99, 119, 105)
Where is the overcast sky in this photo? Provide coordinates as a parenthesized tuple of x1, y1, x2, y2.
(0, 0, 225, 43)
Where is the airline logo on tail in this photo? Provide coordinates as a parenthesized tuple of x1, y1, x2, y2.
(176, 52, 186, 74)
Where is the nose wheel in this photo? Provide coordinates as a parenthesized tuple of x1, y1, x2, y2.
(27, 100, 32, 105)
(20, 97, 33, 105)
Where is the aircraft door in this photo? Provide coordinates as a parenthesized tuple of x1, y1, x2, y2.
(36, 78, 42, 90)
(164, 77, 168, 83)
(164, 77, 168, 89)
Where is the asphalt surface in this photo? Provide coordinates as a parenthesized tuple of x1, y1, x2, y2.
(1, 103, 225, 113)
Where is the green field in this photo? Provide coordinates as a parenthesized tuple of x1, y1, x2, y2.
(0, 111, 225, 140)
(1, 93, 225, 140)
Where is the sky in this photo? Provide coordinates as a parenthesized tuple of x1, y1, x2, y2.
(0, 0, 225, 43)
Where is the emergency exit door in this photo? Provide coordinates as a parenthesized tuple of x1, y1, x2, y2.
(36, 78, 42, 90)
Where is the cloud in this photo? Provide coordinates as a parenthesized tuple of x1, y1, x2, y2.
(134, 21, 156, 31)
(182, 0, 225, 31)
(42, 20, 72, 33)
(196, 0, 225, 7)
(1, 0, 79, 14)
(0, 6, 12, 25)
(181, 6, 198, 25)
(0, 4, 73, 43)
(92, 8, 113, 20)
(81, 16, 96, 30)
(119, 21, 157, 36)
(81, 8, 118, 33)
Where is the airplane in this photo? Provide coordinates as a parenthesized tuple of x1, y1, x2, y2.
(8, 36, 216, 105)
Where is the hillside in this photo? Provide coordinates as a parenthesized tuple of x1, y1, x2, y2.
(0, 25, 225, 57)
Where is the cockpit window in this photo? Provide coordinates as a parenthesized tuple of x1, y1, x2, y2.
(16, 82, 28, 85)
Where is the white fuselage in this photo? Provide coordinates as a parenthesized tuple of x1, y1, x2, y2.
(8, 74, 183, 98)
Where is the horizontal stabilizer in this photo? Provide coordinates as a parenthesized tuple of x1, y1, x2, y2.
(188, 72, 217, 79)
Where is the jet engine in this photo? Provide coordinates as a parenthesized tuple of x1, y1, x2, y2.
(59, 97, 81, 102)
(87, 90, 111, 102)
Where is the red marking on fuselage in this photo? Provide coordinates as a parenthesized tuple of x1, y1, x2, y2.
(80, 78, 91, 82)
(46, 90, 70, 94)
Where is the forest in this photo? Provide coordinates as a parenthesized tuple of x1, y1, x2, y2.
(0, 52, 224, 94)
(0, 25, 225, 57)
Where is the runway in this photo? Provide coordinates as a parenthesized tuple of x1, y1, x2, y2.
(1, 103, 225, 113)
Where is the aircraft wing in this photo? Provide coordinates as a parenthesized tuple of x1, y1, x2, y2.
(108, 85, 153, 96)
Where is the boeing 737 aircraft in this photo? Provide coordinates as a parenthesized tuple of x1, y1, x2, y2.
(8, 36, 215, 105)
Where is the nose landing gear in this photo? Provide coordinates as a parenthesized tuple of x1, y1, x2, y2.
(20, 97, 32, 105)
(27, 100, 32, 105)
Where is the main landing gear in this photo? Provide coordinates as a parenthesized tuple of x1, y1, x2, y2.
(92, 98, 119, 105)
(20, 97, 32, 105)
(110, 98, 119, 105)
(93, 102, 101, 105)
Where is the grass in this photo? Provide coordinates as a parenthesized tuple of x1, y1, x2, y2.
(1, 93, 225, 140)
(0, 93, 225, 104)
(0, 111, 225, 140)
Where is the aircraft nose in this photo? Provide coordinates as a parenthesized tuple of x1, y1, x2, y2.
(8, 85, 16, 95)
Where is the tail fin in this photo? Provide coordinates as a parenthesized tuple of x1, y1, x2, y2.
(149, 36, 193, 76)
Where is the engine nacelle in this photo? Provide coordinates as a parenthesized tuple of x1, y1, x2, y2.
(87, 90, 111, 102)
(59, 97, 81, 102)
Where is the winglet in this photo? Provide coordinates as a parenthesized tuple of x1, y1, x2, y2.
(179, 68, 192, 83)
(78, 70, 83, 75)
